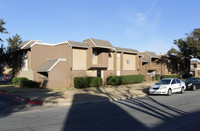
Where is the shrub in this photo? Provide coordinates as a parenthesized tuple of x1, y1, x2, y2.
(12, 77, 39, 88)
(152, 76, 155, 81)
(74, 77, 103, 88)
(155, 74, 160, 81)
(106, 76, 122, 85)
(161, 75, 181, 79)
(106, 75, 145, 85)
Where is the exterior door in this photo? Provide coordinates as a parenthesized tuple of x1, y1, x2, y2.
(97, 70, 101, 77)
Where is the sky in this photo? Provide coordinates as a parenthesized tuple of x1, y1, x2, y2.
(1, 0, 200, 54)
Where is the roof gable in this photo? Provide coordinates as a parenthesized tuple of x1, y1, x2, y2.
(20, 40, 42, 49)
(89, 38, 114, 49)
(145, 51, 159, 58)
(67, 40, 89, 48)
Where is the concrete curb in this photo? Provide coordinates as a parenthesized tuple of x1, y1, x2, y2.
(0, 91, 43, 105)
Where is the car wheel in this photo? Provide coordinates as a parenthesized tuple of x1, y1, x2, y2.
(180, 87, 184, 94)
(192, 85, 196, 91)
(167, 89, 172, 96)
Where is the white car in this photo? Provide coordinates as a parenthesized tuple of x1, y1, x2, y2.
(149, 78, 186, 96)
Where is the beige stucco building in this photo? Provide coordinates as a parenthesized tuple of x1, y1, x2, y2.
(15, 38, 140, 88)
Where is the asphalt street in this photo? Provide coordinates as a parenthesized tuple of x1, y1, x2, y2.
(1, 90, 200, 131)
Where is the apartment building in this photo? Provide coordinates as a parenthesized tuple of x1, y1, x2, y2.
(139, 51, 178, 81)
(15, 38, 140, 88)
(190, 59, 200, 77)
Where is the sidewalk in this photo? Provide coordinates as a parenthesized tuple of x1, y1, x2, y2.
(0, 82, 155, 106)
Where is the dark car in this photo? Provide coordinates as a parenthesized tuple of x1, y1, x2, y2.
(184, 77, 200, 91)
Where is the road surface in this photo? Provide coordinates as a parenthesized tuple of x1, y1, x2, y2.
(1, 90, 200, 131)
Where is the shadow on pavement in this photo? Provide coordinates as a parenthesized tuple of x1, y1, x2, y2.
(0, 85, 65, 118)
(62, 94, 149, 131)
(62, 93, 200, 131)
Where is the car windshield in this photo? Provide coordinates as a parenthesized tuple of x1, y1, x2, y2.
(156, 79, 171, 85)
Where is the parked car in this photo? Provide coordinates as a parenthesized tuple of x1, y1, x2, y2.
(0, 75, 12, 81)
(184, 77, 200, 91)
(149, 78, 186, 96)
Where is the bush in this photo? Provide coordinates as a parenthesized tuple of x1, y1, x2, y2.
(155, 74, 160, 81)
(161, 75, 181, 79)
(152, 76, 155, 81)
(74, 77, 103, 88)
(106, 76, 122, 85)
(12, 77, 39, 88)
(106, 75, 145, 85)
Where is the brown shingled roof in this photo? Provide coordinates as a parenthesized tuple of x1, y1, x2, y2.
(145, 51, 159, 58)
(115, 47, 138, 54)
(37, 59, 58, 72)
(89, 38, 114, 49)
(67, 40, 89, 48)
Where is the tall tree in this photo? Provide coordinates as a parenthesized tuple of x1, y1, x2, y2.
(6, 34, 22, 51)
(0, 19, 8, 42)
(167, 47, 179, 56)
(6, 34, 22, 70)
(174, 28, 200, 58)
(170, 28, 200, 77)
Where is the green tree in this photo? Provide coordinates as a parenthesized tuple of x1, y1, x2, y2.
(6, 34, 22, 71)
(6, 34, 22, 51)
(0, 19, 8, 42)
(167, 47, 179, 56)
(0, 19, 8, 74)
(174, 28, 200, 58)
(170, 28, 200, 77)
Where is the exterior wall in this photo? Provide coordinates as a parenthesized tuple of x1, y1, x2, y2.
(17, 50, 34, 80)
(30, 44, 71, 88)
(48, 61, 69, 88)
(31, 44, 56, 83)
(86, 70, 97, 77)
(72, 48, 87, 70)
(84, 39, 108, 69)
(18, 70, 34, 80)
(123, 54, 136, 70)
(108, 52, 114, 70)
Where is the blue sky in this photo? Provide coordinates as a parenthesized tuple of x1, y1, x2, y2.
(1, 0, 200, 54)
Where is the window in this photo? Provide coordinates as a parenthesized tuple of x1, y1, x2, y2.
(194, 64, 197, 68)
(117, 53, 120, 58)
(117, 70, 120, 76)
(22, 52, 28, 71)
(92, 49, 97, 58)
(175, 79, 181, 83)
(171, 79, 176, 84)
(127, 59, 130, 64)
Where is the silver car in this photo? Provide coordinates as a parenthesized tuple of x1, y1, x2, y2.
(149, 78, 186, 96)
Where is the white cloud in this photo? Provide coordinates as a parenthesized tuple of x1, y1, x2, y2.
(136, 13, 146, 25)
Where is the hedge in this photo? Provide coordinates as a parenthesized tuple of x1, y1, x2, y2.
(106, 76, 122, 85)
(106, 75, 145, 85)
(74, 77, 103, 88)
(161, 75, 181, 79)
(12, 77, 39, 88)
